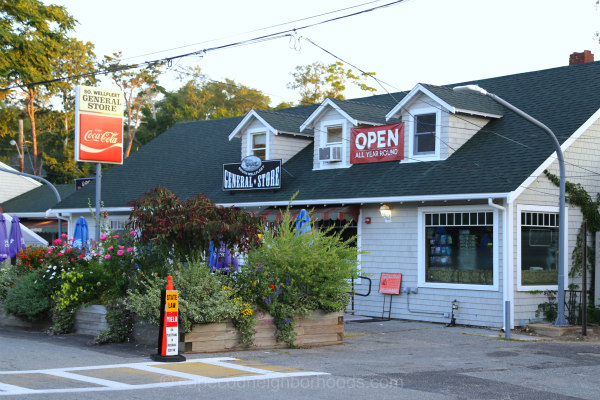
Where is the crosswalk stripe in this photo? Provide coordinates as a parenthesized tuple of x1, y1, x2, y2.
(0, 357, 328, 396)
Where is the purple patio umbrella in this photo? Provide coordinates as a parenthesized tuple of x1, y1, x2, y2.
(8, 215, 26, 259)
(209, 241, 239, 273)
(0, 214, 9, 262)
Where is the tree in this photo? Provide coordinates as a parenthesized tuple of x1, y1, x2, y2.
(137, 69, 271, 140)
(102, 53, 164, 158)
(287, 61, 376, 105)
(0, 0, 76, 175)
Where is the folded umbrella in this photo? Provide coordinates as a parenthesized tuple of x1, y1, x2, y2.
(73, 216, 90, 249)
(0, 214, 8, 262)
(8, 215, 25, 258)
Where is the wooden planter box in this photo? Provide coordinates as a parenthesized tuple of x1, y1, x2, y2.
(184, 310, 344, 353)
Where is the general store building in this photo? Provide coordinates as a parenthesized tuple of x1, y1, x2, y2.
(48, 53, 600, 329)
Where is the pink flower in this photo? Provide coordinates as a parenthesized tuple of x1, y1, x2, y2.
(130, 230, 137, 235)
(65, 248, 71, 253)
(127, 247, 134, 253)
(61, 233, 68, 238)
(57, 252, 64, 256)
(107, 246, 114, 251)
(70, 258, 74, 261)
(104, 254, 111, 260)
(99, 234, 108, 241)
(117, 250, 125, 256)
(78, 254, 84, 259)
(47, 248, 53, 253)
(53, 239, 62, 245)
(119, 245, 124, 250)
(113, 234, 119, 238)
(68, 238, 76, 242)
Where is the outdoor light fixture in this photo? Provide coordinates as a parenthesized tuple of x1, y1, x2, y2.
(379, 204, 392, 223)
(453, 84, 568, 327)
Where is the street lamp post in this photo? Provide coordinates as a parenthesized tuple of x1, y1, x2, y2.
(453, 84, 569, 326)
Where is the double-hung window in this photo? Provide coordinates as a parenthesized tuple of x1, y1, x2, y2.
(325, 125, 343, 146)
(251, 132, 266, 160)
(414, 113, 436, 155)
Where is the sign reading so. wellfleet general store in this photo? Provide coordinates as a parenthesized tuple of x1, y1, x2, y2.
(223, 156, 281, 191)
(350, 122, 404, 164)
(74, 85, 125, 164)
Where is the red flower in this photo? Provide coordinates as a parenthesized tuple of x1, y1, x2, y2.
(269, 284, 275, 290)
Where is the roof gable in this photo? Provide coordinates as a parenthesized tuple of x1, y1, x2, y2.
(386, 83, 504, 120)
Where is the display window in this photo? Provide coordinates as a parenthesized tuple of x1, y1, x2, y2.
(424, 211, 494, 285)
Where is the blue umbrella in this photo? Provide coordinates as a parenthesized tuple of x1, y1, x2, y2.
(73, 216, 90, 249)
(295, 209, 312, 235)
(8, 215, 25, 258)
(0, 214, 9, 262)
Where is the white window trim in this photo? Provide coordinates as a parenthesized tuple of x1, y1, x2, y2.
(318, 118, 349, 169)
(407, 107, 441, 162)
(516, 204, 569, 291)
(247, 128, 269, 160)
(417, 205, 499, 291)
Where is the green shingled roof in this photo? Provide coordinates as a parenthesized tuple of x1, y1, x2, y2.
(420, 84, 505, 117)
(254, 109, 314, 135)
(329, 97, 395, 124)
(1, 184, 76, 213)
(53, 61, 600, 209)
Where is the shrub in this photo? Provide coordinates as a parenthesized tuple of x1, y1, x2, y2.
(228, 209, 360, 345)
(0, 265, 19, 302)
(95, 298, 135, 344)
(127, 260, 240, 333)
(3, 272, 51, 321)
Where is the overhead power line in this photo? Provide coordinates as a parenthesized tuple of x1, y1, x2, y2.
(0, 0, 408, 91)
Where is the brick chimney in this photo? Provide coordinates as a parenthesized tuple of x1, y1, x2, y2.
(569, 50, 594, 65)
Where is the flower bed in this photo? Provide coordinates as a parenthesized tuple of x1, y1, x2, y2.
(183, 310, 343, 353)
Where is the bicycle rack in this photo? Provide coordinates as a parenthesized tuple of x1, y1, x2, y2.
(348, 275, 372, 313)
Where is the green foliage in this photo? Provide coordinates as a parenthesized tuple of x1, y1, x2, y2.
(3, 272, 51, 321)
(229, 208, 359, 345)
(544, 170, 599, 302)
(49, 306, 75, 335)
(95, 298, 135, 344)
(126, 186, 262, 263)
(102, 52, 164, 158)
(287, 61, 376, 105)
(127, 261, 240, 333)
(0, 265, 20, 302)
(137, 67, 271, 139)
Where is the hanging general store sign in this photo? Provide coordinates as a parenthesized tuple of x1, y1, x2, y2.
(223, 156, 281, 191)
(350, 122, 404, 164)
(74, 85, 124, 164)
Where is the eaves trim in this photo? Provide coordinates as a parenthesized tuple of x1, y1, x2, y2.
(218, 192, 512, 208)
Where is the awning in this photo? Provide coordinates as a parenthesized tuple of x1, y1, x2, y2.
(258, 206, 359, 223)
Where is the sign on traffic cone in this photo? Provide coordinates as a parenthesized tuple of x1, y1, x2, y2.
(151, 276, 186, 362)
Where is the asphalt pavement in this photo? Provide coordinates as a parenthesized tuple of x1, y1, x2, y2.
(1, 316, 600, 399)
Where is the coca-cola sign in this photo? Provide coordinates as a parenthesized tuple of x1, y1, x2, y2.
(76, 113, 123, 164)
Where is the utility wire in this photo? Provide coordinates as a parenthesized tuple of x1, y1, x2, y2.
(0, 0, 408, 91)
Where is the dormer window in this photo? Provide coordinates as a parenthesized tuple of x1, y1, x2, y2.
(251, 132, 266, 160)
(414, 113, 436, 155)
(326, 125, 343, 146)
(408, 108, 441, 160)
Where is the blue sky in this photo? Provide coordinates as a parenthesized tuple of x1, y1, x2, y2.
(47, 0, 599, 105)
